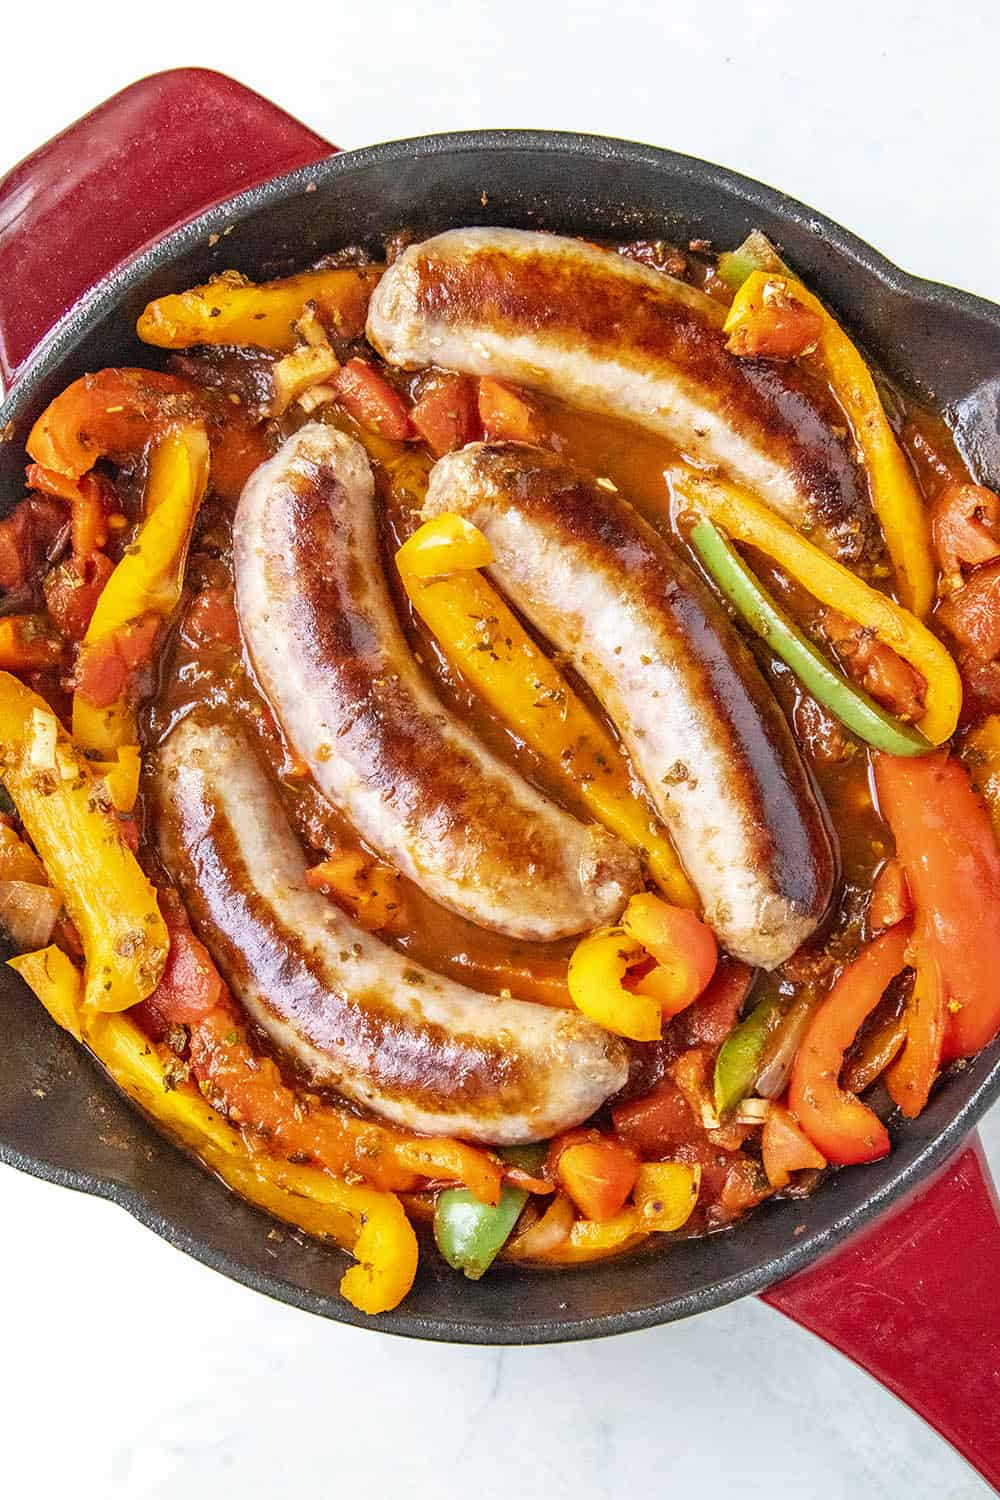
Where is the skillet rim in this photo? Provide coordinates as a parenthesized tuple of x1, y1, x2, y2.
(2, 127, 1000, 1343)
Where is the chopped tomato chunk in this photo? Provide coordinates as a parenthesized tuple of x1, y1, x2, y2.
(761, 1103, 827, 1189)
(555, 1135, 639, 1222)
(205, 414, 272, 503)
(43, 552, 115, 640)
(959, 656, 1000, 723)
(334, 358, 412, 440)
(0, 495, 66, 591)
(139, 924, 224, 1035)
(930, 481, 1000, 578)
(410, 373, 480, 456)
(680, 959, 755, 1047)
(75, 612, 161, 708)
(938, 560, 1000, 663)
(612, 1080, 697, 1154)
(183, 586, 241, 649)
(823, 609, 927, 721)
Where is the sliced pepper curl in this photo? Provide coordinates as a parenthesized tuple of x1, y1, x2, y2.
(875, 752, 1000, 1113)
(398, 516, 696, 907)
(395, 511, 495, 577)
(8, 947, 417, 1314)
(568, 927, 658, 1041)
(73, 423, 210, 756)
(620, 892, 717, 1016)
(568, 894, 717, 1041)
(136, 266, 382, 353)
(0, 672, 167, 1011)
(722, 257, 936, 618)
(674, 469, 962, 745)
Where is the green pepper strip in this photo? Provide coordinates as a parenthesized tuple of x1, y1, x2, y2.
(689, 518, 931, 758)
(717, 230, 786, 291)
(433, 1144, 547, 1280)
(714, 996, 777, 1115)
(434, 1184, 528, 1281)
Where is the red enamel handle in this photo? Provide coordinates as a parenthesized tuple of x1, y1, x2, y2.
(3, 67, 1000, 1489)
(764, 1134, 1000, 1490)
(0, 66, 334, 386)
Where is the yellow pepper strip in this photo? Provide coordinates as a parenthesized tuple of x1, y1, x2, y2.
(397, 513, 495, 577)
(673, 469, 961, 744)
(538, 1162, 701, 1261)
(0, 673, 167, 1010)
(724, 270, 936, 618)
(136, 266, 383, 353)
(9, 945, 83, 1040)
(397, 517, 696, 906)
(539, 1210, 648, 1262)
(567, 927, 660, 1041)
(963, 715, 1000, 844)
(73, 423, 210, 755)
(631, 1162, 702, 1231)
(9, 947, 418, 1315)
(92, 745, 142, 813)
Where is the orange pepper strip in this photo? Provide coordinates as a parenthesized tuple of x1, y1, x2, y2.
(621, 892, 717, 1016)
(789, 924, 912, 1164)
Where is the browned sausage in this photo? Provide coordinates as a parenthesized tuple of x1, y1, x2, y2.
(424, 442, 837, 967)
(366, 227, 875, 560)
(233, 423, 639, 940)
(152, 711, 630, 1143)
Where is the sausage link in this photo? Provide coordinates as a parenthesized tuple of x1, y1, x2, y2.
(424, 442, 837, 967)
(233, 423, 639, 940)
(152, 712, 630, 1143)
(367, 227, 874, 560)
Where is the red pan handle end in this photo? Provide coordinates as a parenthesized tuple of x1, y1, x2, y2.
(0, 67, 334, 386)
(764, 1133, 1000, 1489)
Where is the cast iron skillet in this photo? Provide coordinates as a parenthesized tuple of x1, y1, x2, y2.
(1, 67, 999, 1480)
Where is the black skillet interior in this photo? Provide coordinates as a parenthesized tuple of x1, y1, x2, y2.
(1, 132, 999, 1343)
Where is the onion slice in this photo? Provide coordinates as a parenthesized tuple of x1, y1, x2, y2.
(0, 879, 62, 950)
(504, 1191, 576, 1261)
(755, 993, 818, 1099)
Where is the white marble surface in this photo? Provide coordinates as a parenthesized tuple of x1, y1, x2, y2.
(1, 4, 998, 1495)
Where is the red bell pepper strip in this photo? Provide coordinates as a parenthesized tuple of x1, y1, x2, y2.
(875, 752, 1000, 1067)
(334, 359, 412, 440)
(789, 923, 912, 1165)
